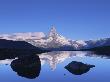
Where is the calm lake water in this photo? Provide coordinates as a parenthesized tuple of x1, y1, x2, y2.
(0, 51, 110, 82)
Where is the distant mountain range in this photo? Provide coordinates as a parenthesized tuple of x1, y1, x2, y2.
(0, 26, 110, 51)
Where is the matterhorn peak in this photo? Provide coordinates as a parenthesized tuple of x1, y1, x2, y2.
(48, 25, 59, 38)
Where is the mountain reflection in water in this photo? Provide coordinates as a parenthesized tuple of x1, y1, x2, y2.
(0, 51, 110, 82)
(39, 51, 110, 71)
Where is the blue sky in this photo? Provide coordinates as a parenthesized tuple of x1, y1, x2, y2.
(0, 0, 110, 40)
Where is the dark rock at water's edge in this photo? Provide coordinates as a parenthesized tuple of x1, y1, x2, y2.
(90, 46, 110, 53)
(86, 46, 110, 51)
(82, 46, 110, 56)
(65, 61, 95, 75)
(0, 39, 49, 60)
(11, 55, 41, 79)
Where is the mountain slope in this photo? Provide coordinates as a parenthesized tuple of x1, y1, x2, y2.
(0, 39, 49, 60)
(0, 39, 47, 54)
(0, 26, 109, 51)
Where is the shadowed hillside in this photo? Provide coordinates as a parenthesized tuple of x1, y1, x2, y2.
(0, 39, 48, 60)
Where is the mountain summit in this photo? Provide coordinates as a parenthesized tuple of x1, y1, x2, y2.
(48, 26, 58, 38)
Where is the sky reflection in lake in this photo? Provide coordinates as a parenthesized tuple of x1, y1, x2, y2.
(0, 51, 110, 82)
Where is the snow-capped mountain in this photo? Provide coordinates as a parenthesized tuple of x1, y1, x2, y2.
(85, 38, 110, 49)
(25, 26, 74, 50)
(25, 26, 89, 50)
(0, 26, 110, 50)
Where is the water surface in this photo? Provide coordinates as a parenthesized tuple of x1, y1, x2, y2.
(0, 51, 110, 82)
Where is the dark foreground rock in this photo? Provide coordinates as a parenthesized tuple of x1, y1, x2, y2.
(65, 61, 95, 75)
(11, 55, 41, 79)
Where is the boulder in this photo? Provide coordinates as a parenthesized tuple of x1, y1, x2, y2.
(65, 61, 95, 75)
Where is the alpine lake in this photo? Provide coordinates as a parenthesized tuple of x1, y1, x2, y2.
(0, 51, 110, 82)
